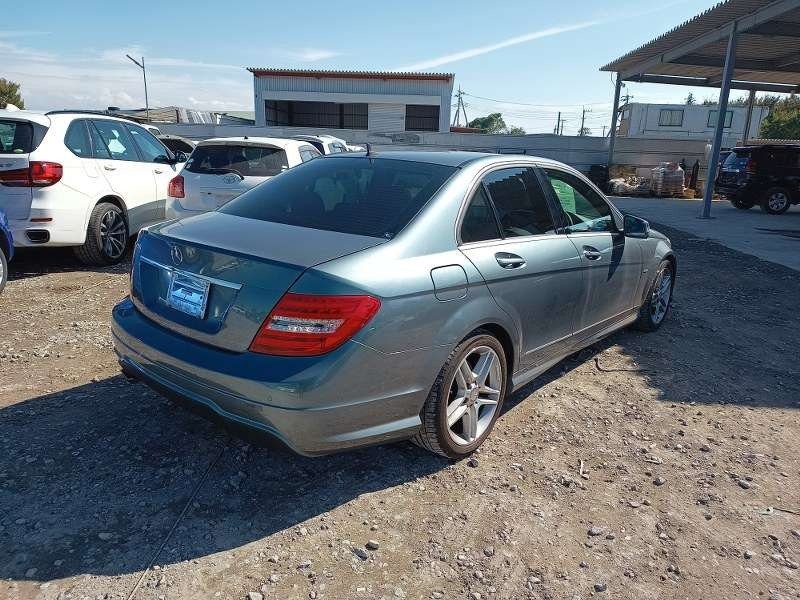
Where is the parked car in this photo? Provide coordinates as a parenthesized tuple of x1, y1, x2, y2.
(0, 109, 186, 265)
(113, 151, 675, 458)
(157, 134, 197, 155)
(292, 134, 350, 155)
(165, 137, 321, 219)
(715, 144, 800, 214)
(0, 209, 12, 294)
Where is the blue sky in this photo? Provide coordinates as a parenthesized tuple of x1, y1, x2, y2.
(1, 0, 730, 134)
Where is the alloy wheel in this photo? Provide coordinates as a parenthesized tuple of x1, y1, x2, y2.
(446, 346, 502, 446)
(99, 210, 127, 260)
(768, 192, 789, 212)
(650, 265, 673, 325)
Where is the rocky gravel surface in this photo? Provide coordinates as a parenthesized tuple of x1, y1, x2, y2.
(0, 230, 798, 600)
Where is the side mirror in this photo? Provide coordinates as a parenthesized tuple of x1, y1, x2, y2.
(623, 214, 649, 239)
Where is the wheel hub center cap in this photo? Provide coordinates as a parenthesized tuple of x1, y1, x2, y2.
(468, 385, 479, 404)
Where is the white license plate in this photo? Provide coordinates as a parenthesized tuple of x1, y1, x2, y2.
(167, 271, 210, 318)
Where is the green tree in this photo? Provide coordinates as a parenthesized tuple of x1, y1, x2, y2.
(759, 95, 800, 139)
(685, 93, 696, 105)
(0, 79, 25, 109)
(468, 113, 526, 135)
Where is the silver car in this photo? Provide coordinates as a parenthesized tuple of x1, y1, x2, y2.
(112, 152, 674, 458)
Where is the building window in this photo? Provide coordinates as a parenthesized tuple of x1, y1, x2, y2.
(265, 100, 368, 129)
(707, 110, 733, 128)
(658, 109, 684, 127)
(405, 104, 440, 131)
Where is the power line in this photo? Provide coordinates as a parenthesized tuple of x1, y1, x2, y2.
(463, 92, 611, 108)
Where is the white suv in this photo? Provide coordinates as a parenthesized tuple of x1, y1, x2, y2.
(292, 134, 351, 155)
(0, 110, 185, 265)
(166, 137, 320, 219)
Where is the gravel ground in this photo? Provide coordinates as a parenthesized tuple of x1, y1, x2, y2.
(0, 229, 798, 600)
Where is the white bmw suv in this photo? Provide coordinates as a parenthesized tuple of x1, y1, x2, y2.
(0, 109, 185, 265)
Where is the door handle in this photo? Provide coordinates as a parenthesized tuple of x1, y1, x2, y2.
(583, 246, 602, 261)
(103, 164, 117, 171)
(495, 252, 526, 269)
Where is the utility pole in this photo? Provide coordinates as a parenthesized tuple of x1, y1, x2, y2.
(451, 86, 469, 127)
(559, 119, 567, 136)
(579, 106, 591, 136)
(602, 125, 607, 137)
(126, 54, 150, 122)
(554, 111, 561, 135)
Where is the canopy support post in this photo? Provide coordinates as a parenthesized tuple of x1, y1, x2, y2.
(742, 89, 756, 143)
(607, 74, 622, 168)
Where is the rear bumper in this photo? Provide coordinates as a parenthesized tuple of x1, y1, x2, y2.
(165, 198, 207, 221)
(112, 297, 441, 456)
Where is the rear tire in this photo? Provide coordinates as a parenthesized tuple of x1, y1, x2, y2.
(759, 187, 791, 215)
(74, 202, 129, 266)
(0, 247, 7, 294)
(634, 260, 674, 332)
(413, 330, 508, 459)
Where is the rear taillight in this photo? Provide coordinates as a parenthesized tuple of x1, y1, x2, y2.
(250, 293, 381, 356)
(0, 162, 62, 187)
(168, 175, 185, 198)
(746, 158, 757, 174)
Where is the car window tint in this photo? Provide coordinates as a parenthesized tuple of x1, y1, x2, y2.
(91, 120, 138, 161)
(0, 120, 34, 154)
(127, 124, 170, 162)
(64, 121, 92, 157)
(299, 145, 321, 163)
(185, 145, 289, 177)
(86, 122, 111, 159)
(220, 157, 456, 238)
(483, 167, 556, 237)
(461, 185, 501, 243)
(544, 169, 615, 233)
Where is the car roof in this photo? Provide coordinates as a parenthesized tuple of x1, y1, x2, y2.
(0, 109, 51, 126)
(325, 150, 574, 170)
(197, 136, 305, 150)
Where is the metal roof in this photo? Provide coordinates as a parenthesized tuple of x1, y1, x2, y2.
(247, 68, 454, 81)
(601, 0, 800, 92)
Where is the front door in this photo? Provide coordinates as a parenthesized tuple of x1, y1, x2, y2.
(458, 166, 584, 369)
(540, 167, 643, 340)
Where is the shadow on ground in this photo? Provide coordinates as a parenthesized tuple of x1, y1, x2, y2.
(9, 247, 131, 281)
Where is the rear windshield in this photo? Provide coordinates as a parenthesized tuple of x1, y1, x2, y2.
(160, 138, 195, 154)
(723, 150, 751, 170)
(185, 144, 288, 177)
(220, 156, 457, 238)
(0, 120, 34, 154)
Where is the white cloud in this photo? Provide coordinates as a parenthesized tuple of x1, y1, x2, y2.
(396, 21, 603, 71)
(286, 47, 340, 62)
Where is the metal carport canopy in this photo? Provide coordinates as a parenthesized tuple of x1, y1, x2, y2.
(600, 0, 800, 218)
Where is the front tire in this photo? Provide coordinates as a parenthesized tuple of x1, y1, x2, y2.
(634, 260, 674, 332)
(0, 247, 7, 294)
(760, 187, 791, 215)
(413, 331, 508, 459)
(74, 202, 129, 266)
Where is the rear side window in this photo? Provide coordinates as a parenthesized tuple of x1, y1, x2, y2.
(185, 145, 289, 177)
(461, 186, 501, 243)
(91, 120, 139, 161)
(723, 150, 751, 170)
(220, 157, 457, 238)
(483, 167, 557, 237)
(0, 120, 34, 154)
(64, 121, 92, 157)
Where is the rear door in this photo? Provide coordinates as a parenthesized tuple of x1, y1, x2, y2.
(540, 167, 643, 340)
(0, 118, 36, 221)
(90, 119, 157, 232)
(458, 166, 584, 368)
(181, 144, 289, 212)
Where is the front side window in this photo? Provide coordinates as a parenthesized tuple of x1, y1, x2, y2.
(460, 185, 501, 243)
(127, 124, 170, 162)
(220, 157, 456, 238)
(482, 167, 556, 237)
(708, 110, 733, 128)
(544, 169, 615, 233)
(64, 120, 92, 157)
(185, 144, 289, 177)
(91, 120, 139, 161)
(658, 109, 684, 127)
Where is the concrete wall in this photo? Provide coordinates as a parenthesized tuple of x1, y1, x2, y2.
(158, 122, 709, 178)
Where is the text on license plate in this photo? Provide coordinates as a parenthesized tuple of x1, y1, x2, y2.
(167, 271, 210, 318)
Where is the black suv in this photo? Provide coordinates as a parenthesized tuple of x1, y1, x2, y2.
(715, 145, 800, 214)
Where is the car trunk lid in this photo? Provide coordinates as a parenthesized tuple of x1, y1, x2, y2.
(178, 171, 268, 212)
(131, 211, 385, 352)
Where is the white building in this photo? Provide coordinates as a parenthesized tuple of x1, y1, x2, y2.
(617, 102, 770, 144)
(249, 68, 454, 133)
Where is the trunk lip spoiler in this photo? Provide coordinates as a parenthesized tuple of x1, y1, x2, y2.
(139, 255, 243, 290)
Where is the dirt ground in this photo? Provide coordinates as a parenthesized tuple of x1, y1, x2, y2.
(1, 226, 798, 600)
